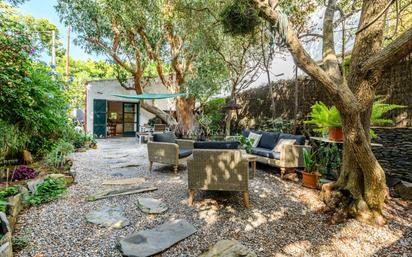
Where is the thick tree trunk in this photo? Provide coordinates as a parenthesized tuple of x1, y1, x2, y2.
(175, 97, 197, 137)
(140, 101, 178, 128)
(225, 110, 234, 137)
(325, 111, 387, 225)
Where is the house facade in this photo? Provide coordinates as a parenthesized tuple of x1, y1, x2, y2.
(85, 78, 175, 138)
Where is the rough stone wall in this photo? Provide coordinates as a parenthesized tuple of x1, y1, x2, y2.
(235, 55, 412, 182)
(372, 128, 412, 183)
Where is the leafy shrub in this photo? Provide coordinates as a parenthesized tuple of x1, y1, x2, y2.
(257, 117, 295, 134)
(11, 166, 37, 181)
(202, 98, 226, 135)
(44, 140, 74, 168)
(221, 0, 261, 35)
(26, 177, 66, 205)
(0, 120, 29, 161)
(0, 186, 19, 212)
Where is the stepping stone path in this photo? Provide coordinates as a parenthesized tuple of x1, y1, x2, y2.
(137, 198, 168, 214)
(119, 219, 196, 257)
(199, 240, 257, 257)
(85, 207, 129, 229)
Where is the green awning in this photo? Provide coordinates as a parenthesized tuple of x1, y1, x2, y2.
(112, 93, 186, 100)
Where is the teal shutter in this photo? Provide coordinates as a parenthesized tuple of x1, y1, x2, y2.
(93, 99, 107, 138)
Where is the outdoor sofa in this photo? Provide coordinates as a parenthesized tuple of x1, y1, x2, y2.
(242, 129, 311, 177)
(187, 141, 250, 208)
(147, 132, 194, 173)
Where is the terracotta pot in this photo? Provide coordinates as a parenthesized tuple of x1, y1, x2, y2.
(328, 127, 343, 141)
(302, 171, 319, 189)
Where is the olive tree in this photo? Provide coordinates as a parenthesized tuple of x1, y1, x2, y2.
(226, 0, 412, 225)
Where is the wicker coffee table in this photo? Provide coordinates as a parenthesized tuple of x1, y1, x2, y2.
(243, 154, 257, 178)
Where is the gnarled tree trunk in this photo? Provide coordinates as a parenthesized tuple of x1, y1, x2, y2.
(175, 97, 197, 137)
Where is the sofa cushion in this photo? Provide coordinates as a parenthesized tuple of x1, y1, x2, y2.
(278, 133, 305, 145)
(153, 132, 176, 143)
(179, 148, 193, 158)
(251, 147, 280, 160)
(257, 131, 280, 149)
(194, 141, 240, 149)
(248, 132, 262, 147)
(242, 128, 251, 138)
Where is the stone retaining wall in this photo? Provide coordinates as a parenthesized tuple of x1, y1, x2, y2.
(372, 128, 412, 183)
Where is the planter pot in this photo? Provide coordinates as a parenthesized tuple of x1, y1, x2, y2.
(302, 171, 319, 189)
(328, 127, 343, 141)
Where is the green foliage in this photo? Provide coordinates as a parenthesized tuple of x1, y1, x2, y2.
(239, 135, 254, 153)
(221, 0, 261, 36)
(44, 140, 74, 168)
(305, 101, 342, 134)
(257, 117, 294, 134)
(0, 4, 73, 157)
(303, 149, 317, 173)
(56, 57, 117, 109)
(316, 143, 341, 173)
(0, 185, 19, 212)
(26, 177, 66, 205)
(0, 121, 29, 160)
(202, 98, 226, 135)
(306, 100, 406, 138)
(370, 97, 406, 138)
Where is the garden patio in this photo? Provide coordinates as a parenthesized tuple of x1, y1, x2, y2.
(12, 138, 411, 256)
(1, 0, 412, 256)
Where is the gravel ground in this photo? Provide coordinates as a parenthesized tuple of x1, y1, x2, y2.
(14, 138, 411, 257)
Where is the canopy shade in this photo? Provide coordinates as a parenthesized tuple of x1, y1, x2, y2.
(112, 93, 186, 100)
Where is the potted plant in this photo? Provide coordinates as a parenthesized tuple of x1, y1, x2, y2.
(302, 149, 320, 189)
(306, 99, 405, 142)
(305, 101, 343, 141)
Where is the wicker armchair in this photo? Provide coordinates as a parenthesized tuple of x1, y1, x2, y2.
(147, 137, 194, 174)
(187, 149, 250, 208)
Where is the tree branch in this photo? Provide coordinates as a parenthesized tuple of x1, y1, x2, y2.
(361, 26, 412, 73)
(250, 0, 354, 106)
(322, 0, 343, 84)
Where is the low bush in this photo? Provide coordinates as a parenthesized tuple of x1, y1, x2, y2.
(44, 140, 74, 168)
(11, 166, 37, 181)
(0, 186, 19, 212)
(26, 177, 66, 205)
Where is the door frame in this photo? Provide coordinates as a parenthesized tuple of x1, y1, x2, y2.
(122, 102, 140, 137)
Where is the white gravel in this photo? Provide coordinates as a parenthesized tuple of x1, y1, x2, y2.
(14, 138, 411, 257)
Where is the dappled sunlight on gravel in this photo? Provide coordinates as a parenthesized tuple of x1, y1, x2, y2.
(13, 138, 411, 257)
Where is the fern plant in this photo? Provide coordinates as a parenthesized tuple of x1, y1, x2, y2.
(370, 97, 405, 138)
(305, 101, 341, 134)
(27, 177, 66, 205)
(306, 99, 405, 138)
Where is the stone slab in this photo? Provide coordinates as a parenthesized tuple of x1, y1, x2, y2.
(119, 219, 196, 257)
(137, 198, 168, 214)
(199, 240, 257, 257)
(86, 207, 130, 229)
(103, 177, 145, 186)
(110, 168, 140, 177)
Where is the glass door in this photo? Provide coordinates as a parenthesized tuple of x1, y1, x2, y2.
(123, 103, 138, 137)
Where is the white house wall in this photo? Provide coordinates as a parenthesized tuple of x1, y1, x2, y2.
(85, 78, 175, 134)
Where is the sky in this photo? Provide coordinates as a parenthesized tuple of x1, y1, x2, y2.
(18, 0, 98, 61)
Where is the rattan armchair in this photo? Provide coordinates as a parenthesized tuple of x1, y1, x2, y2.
(147, 138, 194, 173)
(187, 149, 250, 208)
